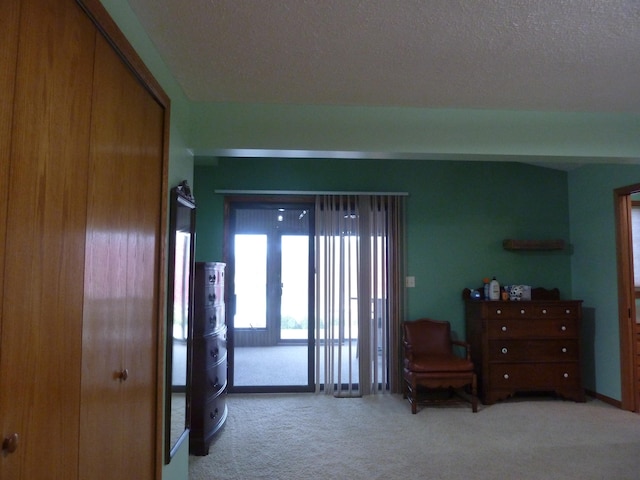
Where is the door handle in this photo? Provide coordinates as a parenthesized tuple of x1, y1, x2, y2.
(2, 433, 19, 454)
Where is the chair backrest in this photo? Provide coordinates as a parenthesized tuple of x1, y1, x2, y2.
(403, 318, 452, 355)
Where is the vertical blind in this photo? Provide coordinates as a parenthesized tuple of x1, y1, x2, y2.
(315, 194, 405, 397)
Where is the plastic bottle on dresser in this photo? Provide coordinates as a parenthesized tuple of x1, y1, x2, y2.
(489, 277, 500, 300)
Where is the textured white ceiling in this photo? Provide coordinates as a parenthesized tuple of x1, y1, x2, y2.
(127, 0, 640, 113)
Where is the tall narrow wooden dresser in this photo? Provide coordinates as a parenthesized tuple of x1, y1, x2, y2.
(190, 262, 228, 455)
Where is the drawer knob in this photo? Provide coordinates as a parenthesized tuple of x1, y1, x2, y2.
(565, 309, 571, 314)
(563, 373, 569, 378)
(208, 274, 215, 284)
(562, 347, 568, 353)
(561, 325, 567, 331)
(2, 433, 19, 454)
(520, 309, 525, 315)
(501, 326, 507, 332)
(496, 309, 502, 315)
(117, 368, 129, 381)
(210, 377, 220, 389)
(503, 374, 509, 380)
(501, 347, 508, 354)
(542, 309, 547, 314)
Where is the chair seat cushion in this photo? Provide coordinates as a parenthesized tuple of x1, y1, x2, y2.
(405, 354, 474, 373)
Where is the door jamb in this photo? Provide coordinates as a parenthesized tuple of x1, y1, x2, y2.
(614, 183, 640, 411)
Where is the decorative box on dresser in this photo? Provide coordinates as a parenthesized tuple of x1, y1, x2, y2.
(464, 289, 585, 405)
(190, 262, 228, 456)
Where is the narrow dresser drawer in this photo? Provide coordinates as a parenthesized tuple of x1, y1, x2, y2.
(201, 283, 223, 307)
(531, 304, 579, 319)
(201, 304, 225, 336)
(204, 266, 224, 286)
(205, 330, 227, 367)
(202, 391, 227, 435)
(204, 356, 228, 398)
(193, 329, 227, 368)
(488, 339, 579, 362)
(192, 388, 227, 435)
(488, 362, 581, 390)
(485, 302, 580, 320)
(487, 318, 579, 339)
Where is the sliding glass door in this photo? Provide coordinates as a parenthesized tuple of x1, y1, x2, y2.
(227, 200, 315, 392)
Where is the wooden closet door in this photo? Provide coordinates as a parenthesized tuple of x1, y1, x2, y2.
(0, 0, 19, 306)
(0, 0, 19, 468)
(0, 0, 96, 478)
(79, 31, 164, 480)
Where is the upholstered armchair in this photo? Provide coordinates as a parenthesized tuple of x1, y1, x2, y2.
(402, 318, 478, 414)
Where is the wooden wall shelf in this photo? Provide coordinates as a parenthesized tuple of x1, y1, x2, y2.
(503, 239, 565, 251)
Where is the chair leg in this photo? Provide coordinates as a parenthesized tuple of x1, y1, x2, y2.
(471, 373, 478, 413)
(410, 378, 418, 414)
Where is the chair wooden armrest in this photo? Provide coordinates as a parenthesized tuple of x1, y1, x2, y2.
(403, 339, 415, 361)
(451, 339, 472, 361)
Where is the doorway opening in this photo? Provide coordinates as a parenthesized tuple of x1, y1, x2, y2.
(614, 184, 640, 412)
(226, 198, 315, 392)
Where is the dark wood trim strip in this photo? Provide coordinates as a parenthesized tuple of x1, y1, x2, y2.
(585, 389, 623, 409)
(613, 186, 636, 411)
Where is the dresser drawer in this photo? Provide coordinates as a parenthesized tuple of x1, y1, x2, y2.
(212, 284, 224, 305)
(198, 284, 224, 308)
(194, 329, 227, 368)
(203, 355, 228, 398)
(488, 339, 579, 362)
(202, 392, 227, 435)
(531, 304, 579, 319)
(199, 304, 225, 335)
(485, 303, 535, 319)
(192, 388, 227, 434)
(193, 304, 225, 336)
(205, 331, 227, 367)
(203, 266, 224, 286)
(485, 302, 579, 320)
(488, 362, 581, 390)
(487, 318, 578, 339)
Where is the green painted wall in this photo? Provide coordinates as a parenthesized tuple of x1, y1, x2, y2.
(190, 102, 640, 162)
(194, 157, 571, 338)
(568, 164, 640, 401)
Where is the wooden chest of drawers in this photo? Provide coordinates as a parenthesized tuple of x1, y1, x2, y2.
(190, 262, 228, 456)
(465, 299, 585, 405)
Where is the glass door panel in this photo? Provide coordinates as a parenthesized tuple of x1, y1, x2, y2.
(228, 202, 314, 392)
(234, 234, 267, 329)
(280, 235, 309, 341)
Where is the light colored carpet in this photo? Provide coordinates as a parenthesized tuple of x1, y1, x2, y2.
(233, 342, 382, 387)
(189, 393, 640, 480)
